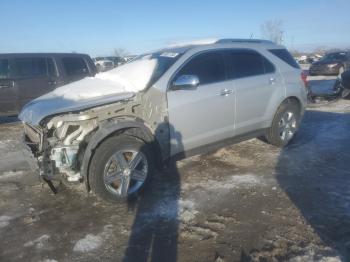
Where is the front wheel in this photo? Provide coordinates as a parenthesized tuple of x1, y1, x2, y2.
(264, 101, 301, 147)
(89, 135, 153, 202)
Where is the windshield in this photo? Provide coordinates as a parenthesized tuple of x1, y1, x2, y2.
(96, 50, 183, 91)
(322, 53, 347, 61)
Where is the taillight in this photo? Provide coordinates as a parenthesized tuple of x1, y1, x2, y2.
(301, 70, 308, 87)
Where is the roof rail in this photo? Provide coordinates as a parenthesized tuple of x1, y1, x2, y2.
(216, 39, 275, 44)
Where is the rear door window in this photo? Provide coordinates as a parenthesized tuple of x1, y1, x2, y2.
(268, 49, 300, 69)
(226, 50, 275, 79)
(263, 57, 275, 74)
(12, 57, 47, 78)
(229, 51, 265, 79)
(62, 57, 89, 77)
(0, 59, 9, 79)
(177, 51, 226, 85)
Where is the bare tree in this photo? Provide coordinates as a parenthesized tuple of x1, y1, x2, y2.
(113, 48, 128, 57)
(261, 19, 284, 45)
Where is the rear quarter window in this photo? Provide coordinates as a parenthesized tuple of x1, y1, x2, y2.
(62, 57, 89, 77)
(268, 49, 300, 69)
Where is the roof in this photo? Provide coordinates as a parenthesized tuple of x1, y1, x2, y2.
(161, 38, 279, 53)
(0, 53, 90, 58)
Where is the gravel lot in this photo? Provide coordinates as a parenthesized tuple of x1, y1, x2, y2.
(1, 75, 350, 262)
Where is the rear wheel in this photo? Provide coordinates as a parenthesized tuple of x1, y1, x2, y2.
(264, 100, 301, 147)
(89, 135, 153, 202)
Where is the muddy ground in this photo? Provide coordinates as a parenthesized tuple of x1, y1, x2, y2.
(1, 75, 350, 262)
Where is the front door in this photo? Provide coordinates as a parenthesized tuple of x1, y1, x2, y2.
(167, 50, 235, 156)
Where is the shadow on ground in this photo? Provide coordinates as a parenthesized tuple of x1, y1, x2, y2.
(122, 123, 182, 262)
(276, 110, 350, 260)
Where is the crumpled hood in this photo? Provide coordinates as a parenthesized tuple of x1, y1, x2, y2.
(19, 86, 135, 126)
(19, 58, 157, 125)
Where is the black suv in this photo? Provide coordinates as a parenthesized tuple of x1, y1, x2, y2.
(0, 53, 96, 116)
(309, 51, 350, 76)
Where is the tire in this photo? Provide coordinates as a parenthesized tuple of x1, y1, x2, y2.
(89, 134, 154, 203)
(264, 100, 301, 147)
(341, 88, 350, 99)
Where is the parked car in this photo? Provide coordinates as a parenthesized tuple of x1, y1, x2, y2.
(93, 57, 115, 72)
(123, 55, 137, 63)
(0, 53, 96, 116)
(309, 51, 350, 76)
(334, 69, 350, 99)
(105, 56, 126, 67)
(19, 39, 307, 202)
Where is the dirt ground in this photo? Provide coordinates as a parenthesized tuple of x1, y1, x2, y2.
(1, 75, 350, 262)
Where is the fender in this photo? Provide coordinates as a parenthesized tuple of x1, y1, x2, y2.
(80, 117, 157, 191)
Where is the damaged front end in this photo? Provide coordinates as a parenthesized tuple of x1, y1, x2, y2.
(23, 113, 98, 192)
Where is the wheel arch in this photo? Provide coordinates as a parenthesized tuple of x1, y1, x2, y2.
(284, 96, 302, 111)
(267, 96, 304, 127)
(80, 117, 162, 191)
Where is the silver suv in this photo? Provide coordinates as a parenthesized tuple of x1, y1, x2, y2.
(19, 39, 307, 202)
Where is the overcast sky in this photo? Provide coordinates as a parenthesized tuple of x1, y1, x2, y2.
(1, 0, 349, 56)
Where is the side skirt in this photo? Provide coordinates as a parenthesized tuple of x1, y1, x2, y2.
(168, 128, 268, 162)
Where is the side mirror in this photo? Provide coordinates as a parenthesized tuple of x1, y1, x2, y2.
(171, 75, 199, 90)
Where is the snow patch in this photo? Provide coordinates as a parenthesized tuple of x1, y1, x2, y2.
(0, 170, 24, 180)
(73, 234, 103, 252)
(289, 254, 341, 262)
(24, 234, 50, 249)
(182, 174, 263, 191)
(180, 210, 197, 223)
(167, 38, 218, 48)
(137, 197, 198, 223)
(0, 215, 13, 228)
(73, 225, 113, 253)
(46, 58, 157, 101)
(0, 140, 14, 149)
(138, 174, 263, 223)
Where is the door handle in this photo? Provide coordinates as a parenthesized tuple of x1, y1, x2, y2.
(269, 77, 276, 85)
(220, 88, 234, 96)
(0, 81, 14, 89)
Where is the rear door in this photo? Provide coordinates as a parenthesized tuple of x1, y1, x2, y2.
(0, 58, 17, 116)
(167, 50, 235, 156)
(13, 57, 56, 110)
(228, 49, 281, 135)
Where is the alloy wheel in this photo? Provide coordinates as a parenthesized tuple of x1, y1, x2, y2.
(278, 111, 297, 142)
(103, 150, 148, 197)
